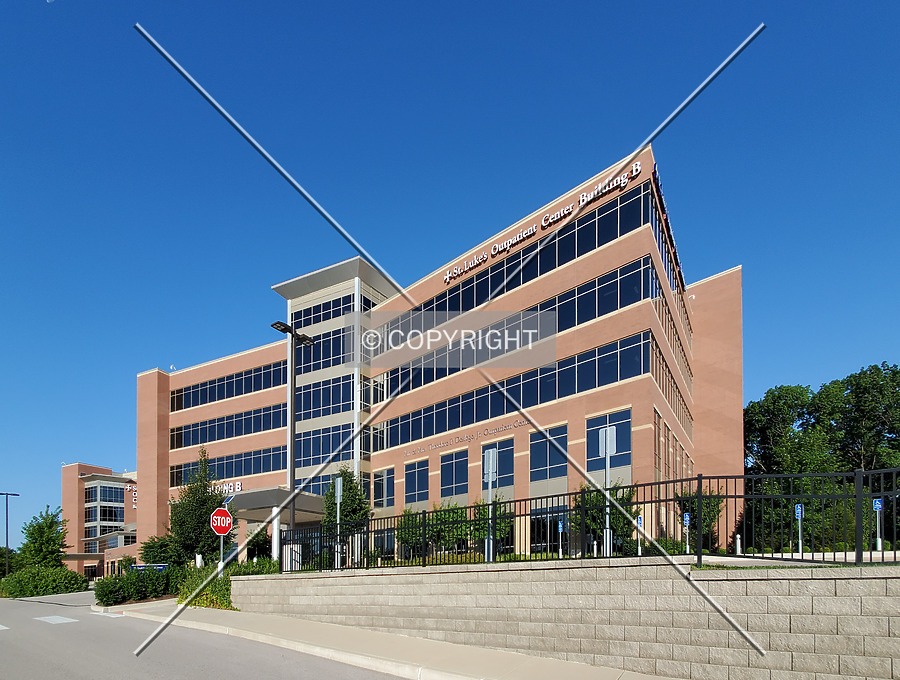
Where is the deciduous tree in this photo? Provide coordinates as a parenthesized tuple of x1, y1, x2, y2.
(168, 448, 232, 565)
(19, 506, 68, 569)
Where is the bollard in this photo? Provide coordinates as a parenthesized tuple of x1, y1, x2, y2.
(735, 534, 742, 556)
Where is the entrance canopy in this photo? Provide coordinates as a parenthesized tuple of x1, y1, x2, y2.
(228, 486, 324, 525)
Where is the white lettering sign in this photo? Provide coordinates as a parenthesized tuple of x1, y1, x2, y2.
(214, 481, 243, 495)
(441, 161, 642, 286)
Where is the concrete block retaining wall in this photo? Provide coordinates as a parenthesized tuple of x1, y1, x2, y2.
(231, 558, 900, 680)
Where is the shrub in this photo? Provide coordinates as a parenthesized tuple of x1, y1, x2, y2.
(645, 537, 686, 557)
(177, 557, 280, 610)
(94, 566, 187, 607)
(94, 575, 127, 606)
(0, 566, 88, 598)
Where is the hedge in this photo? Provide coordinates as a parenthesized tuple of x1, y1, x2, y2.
(95, 558, 278, 609)
(177, 558, 279, 610)
(94, 565, 184, 607)
(0, 566, 88, 598)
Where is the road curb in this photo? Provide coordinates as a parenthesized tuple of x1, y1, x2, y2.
(122, 609, 483, 680)
(90, 598, 177, 614)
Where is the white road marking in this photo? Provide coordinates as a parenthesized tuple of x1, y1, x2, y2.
(35, 616, 78, 624)
(92, 612, 124, 618)
(0, 624, 9, 630)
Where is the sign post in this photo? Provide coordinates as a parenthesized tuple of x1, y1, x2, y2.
(558, 519, 563, 559)
(210, 507, 233, 570)
(483, 448, 497, 562)
(334, 476, 343, 569)
(637, 516, 643, 557)
(598, 427, 616, 557)
(874, 498, 883, 551)
(795, 503, 804, 555)
(683, 512, 691, 555)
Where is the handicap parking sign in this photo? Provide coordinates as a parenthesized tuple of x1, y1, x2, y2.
(683, 513, 690, 527)
(795, 504, 804, 519)
(874, 498, 883, 512)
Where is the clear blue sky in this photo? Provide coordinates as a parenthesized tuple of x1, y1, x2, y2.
(1, 2, 897, 547)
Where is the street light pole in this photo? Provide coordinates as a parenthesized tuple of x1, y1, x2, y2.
(271, 322, 314, 534)
(2, 492, 20, 577)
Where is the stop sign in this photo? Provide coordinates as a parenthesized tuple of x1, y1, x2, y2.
(210, 507, 233, 536)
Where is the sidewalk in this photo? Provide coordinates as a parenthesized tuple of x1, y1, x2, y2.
(96, 599, 661, 680)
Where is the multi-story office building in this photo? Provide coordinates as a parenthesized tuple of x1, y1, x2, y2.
(134, 259, 396, 551)
(60, 464, 137, 577)
(62, 146, 742, 570)
(364, 146, 741, 516)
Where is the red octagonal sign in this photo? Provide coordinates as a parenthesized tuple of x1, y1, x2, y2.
(210, 507, 233, 536)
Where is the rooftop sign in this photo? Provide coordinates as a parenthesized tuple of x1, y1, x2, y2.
(442, 161, 642, 286)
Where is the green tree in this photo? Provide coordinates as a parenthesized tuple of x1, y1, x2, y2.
(168, 448, 232, 566)
(139, 534, 173, 564)
(744, 385, 829, 474)
(426, 501, 468, 552)
(19, 506, 68, 568)
(573, 483, 641, 554)
(812, 362, 900, 471)
(0, 547, 20, 575)
(396, 509, 424, 558)
(470, 496, 515, 554)
(322, 466, 371, 533)
(675, 487, 724, 552)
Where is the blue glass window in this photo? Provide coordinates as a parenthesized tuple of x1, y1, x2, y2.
(529, 426, 568, 482)
(374, 468, 394, 508)
(405, 460, 429, 504)
(440, 450, 468, 497)
(381, 257, 657, 399)
(170, 404, 287, 450)
(374, 332, 653, 453)
(482, 439, 514, 489)
(170, 361, 287, 412)
(586, 409, 633, 472)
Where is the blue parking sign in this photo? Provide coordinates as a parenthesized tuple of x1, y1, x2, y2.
(874, 498, 883, 512)
(795, 504, 804, 519)
(683, 513, 690, 527)
(637, 516, 643, 528)
(558, 520, 563, 533)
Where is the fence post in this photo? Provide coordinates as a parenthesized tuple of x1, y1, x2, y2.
(855, 469, 864, 566)
(696, 473, 704, 567)
(364, 519, 370, 570)
(421, 510, 428, 567)
(491, 500, 499, 562)
(580, 489, 587, 559)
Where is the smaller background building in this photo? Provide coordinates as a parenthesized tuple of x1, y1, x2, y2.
(61, 463, 137, 578)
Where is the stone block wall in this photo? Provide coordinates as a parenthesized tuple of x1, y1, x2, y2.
(232, 558, 900, 680)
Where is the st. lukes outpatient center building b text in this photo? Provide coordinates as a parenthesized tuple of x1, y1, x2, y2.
(61, 147, 743, 575)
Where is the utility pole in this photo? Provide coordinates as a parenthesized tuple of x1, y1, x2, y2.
(2, 492, 20, 577)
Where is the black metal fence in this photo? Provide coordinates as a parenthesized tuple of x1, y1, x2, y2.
(279, 468, 900, 572)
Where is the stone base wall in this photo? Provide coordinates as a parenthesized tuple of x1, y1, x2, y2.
(232, 558, 900, 680)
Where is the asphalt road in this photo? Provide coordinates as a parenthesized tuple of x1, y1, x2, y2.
(0, 590, 398, 680)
